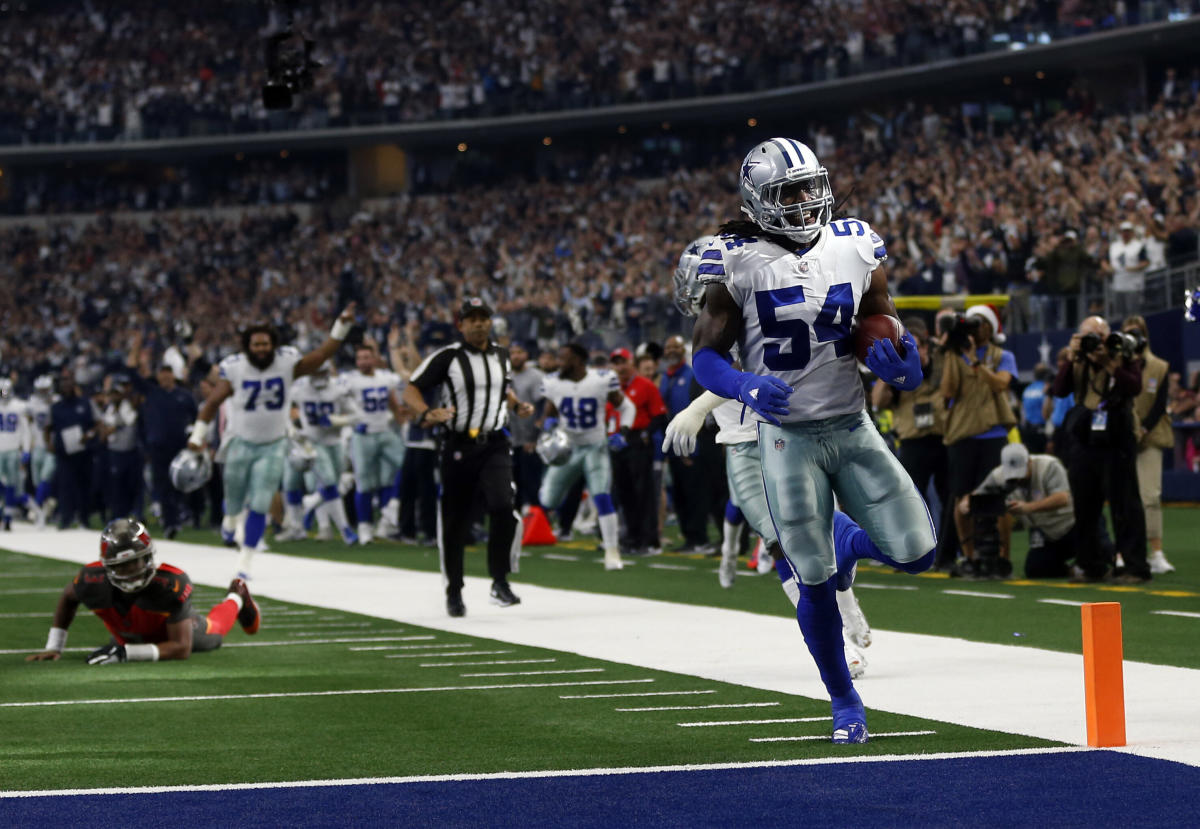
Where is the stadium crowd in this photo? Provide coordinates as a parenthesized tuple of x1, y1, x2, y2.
(0, 0, 1191, 145)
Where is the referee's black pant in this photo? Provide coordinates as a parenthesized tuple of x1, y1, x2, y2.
(438, 433, 519, 596)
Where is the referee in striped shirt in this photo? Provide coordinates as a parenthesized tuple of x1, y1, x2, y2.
(403, 298, 535, 617)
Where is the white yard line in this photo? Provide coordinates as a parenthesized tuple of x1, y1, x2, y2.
(1151, 610, 1200, 619)
(561, 690, 716, 700)
(541, 554, 580, 562)
(750, 730, 936, 743)
(0, 746, 1096, 799)
(647, 563, 695, 572)
(1039, 599, 1086, 607)
(421, 659, 556, 667)
(0, 636, 433, 656)
(941, 590, 1014, 599)
(386, 650, 510, 659)
(677, 716, 830, 728)
(348, 644, 464, 652)
(5, 526, 1200, 768)
(459, 668, 603, 678)
(852, 583, 918, 591)
(617, 703, 780, 712)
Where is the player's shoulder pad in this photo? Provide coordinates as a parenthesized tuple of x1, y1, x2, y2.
(152, 564, 193, 602)
(218, 353, 241, 377)
(829, 217, 887, 267)
(278, 345, 302, 360)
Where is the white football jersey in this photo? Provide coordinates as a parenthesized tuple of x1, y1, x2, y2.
(0, 398, 29, 452)
(27, 396, 53, 450)
(713, 399, 757, 445)
(700, 218, 885, 422)
(539, 368, 619, 446)
(291, 375, 356, 446)
(219, 346, 303, 443)
(344, 369, 405, 434)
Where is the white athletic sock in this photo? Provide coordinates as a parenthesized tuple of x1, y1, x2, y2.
(383, 497, 399, 527)
(721, 520, 741, 560)
(321, 497, 349, 531)
(235, 547, 255, 581)
(315, 504, 333, 531)
(598, 512, 619, 552)
(284, 502, 304, 530)
(224, 592, 244, 611)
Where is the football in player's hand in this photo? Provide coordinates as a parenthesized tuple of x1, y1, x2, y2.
(853, 314, 906, 363)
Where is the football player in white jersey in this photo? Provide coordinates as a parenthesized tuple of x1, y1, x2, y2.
(26, 376, 57, 527)
(537, 342, 636, 571)
(666, 235, 871, 677)
(188, 305, 356, 580)
(344, 342, 408, 544)
(279, 365, 359, 544)
(690, 140, 934, 743)
(0, 379, 37, 530)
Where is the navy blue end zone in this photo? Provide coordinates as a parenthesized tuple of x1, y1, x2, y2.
(6, 751, 1196, 828)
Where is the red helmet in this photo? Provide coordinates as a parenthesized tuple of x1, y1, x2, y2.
(99, 518, 157, 593)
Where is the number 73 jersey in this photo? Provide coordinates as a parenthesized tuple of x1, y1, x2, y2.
(539, 369, 620, 446)
(219, 347, 303, 444)
(701, 218, 887, 423)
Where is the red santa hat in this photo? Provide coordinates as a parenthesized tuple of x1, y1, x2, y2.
(965, 304, 1005, 344)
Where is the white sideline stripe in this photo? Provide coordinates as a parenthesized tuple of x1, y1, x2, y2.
(942, 590, 1014, 599)
(1151, 610, 1200, 619)
(562, 690, 715, 700)
(852, 583, 918, 591)
(0, 746, 1095, 798)
(269, 622, 376, 630)
(387, 650, 510, 659)
(750, 730, 937, 743)
(647, 564, 694, 572)
(459, 668, 604, 678)
(542, 554, 580, 562)
(261, 609, 317, 616)
(0, 611, 52, 618)
(0, 587, 62, 595)
(421, 659, 556, 668)
(288, 629, 412, 638)
(0, 636, 433, 656)
(678, 716, 830, 728)
(0, 679, 655, 709)
(349, 644, 465, 652)
(1039, 599, 1086, 607)
(617, 703, 781, 712)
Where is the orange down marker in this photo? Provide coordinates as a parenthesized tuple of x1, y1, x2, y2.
(1081, 602, 1126, 747)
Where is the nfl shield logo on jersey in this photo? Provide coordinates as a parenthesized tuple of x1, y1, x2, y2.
(798, 261, 809, 273)
(774, 439, 786, 451)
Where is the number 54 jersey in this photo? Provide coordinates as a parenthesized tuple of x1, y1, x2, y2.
(539, 369, 619, 446)
(219, 346, 303, 444)
(699, 218, 887, 423)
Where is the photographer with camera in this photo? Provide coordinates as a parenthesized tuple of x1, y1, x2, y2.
(958, 443, 1076, 578)
(1121, 315, 1176, 575)
(1051, 316, 1149, 583)
(938, 305, 1018, 573)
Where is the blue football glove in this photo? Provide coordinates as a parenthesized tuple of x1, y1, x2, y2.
(543, 417, 559, 431)
(608, 431, 628, 451)
(87, 643, 127, 665)
(865, 333, 923, 392)
(353, 423, 368, 434)
(736, 374, 793, 425)
(316, 414, 333, 428)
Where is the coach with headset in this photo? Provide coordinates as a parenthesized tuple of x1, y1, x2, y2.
(403, 298, 535, 618)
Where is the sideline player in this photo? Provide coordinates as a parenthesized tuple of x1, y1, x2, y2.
(344, 342, 408, 543)
(690, 139, 934, 743)
(26, 518, 259, 664)
(0, 379, 37, 530)
(187, 304, 356, 580)
(280, 364, 359, 543)
(665, 236, 871, 676)
(537, 342, 637, 571)
(27, 375, 57, 525)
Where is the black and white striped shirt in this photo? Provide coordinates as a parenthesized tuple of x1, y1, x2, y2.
(410, 341, 512, 436)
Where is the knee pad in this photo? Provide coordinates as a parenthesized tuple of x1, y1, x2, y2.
(593, 493, 615, 516)
(893, 548, 935, 575)
(319, 484, 339, 502)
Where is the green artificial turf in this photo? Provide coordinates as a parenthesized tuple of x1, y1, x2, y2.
(0, 551, 1056, 792)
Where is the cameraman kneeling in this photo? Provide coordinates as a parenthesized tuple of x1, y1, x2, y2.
(959, 443, 1076, 578)
(1051, 316, 1149, 583)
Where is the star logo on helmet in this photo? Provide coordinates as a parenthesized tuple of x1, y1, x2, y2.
(687, 243, 700, 256)
(742, 160, 762, 185)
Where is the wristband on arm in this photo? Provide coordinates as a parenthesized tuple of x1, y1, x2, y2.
(45, 626, 68, 653)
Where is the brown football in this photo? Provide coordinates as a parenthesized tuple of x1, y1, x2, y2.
(852, 314, 906, 363)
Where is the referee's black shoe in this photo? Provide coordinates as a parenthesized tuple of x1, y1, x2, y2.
(447, 591, 466, 617)
(489, 581, 521, 608)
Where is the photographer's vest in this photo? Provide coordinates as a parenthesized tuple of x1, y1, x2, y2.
(942, 343, 1017, 446)
(894, 352, 947, 441)
(1135, 352, 1174, 450)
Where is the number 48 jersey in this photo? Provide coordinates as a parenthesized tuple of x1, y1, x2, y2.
(539, 369, 619, 446)
(219, 346, 303, 444)
(700, 218, 887, 423)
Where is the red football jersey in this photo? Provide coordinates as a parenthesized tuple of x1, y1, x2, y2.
(71, 562, 195, 645)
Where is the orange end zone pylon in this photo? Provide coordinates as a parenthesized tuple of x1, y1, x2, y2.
(1081, 602, 1126, 747)
(522, 506, 557, 546)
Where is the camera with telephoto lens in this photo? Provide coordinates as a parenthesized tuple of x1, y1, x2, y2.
(262, 1, 320, 110)
(942, 313, 982, 353)
(1104, 332, 1136, 359)
(960, 486, 1017, 580)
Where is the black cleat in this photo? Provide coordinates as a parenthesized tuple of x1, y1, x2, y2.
(489, 580, 521, 608)
(446, 592, 466, 617)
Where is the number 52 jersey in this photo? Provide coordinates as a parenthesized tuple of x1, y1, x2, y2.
(219, 346, 303, 444)
(699, 218, 887, 423)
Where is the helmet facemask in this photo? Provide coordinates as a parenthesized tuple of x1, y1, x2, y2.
(100, 522, 157, 593)
(672, 264, 706, 318)
(745, 167, 833, 244)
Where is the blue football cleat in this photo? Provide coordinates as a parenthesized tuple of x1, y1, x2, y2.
(832, 511, 859, 592)
(341, 526, 359, 546)
(831, 688, 869, 744)
(221, 528, 237, 547)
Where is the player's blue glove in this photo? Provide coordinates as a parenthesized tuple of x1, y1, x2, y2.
(608, 431, 628, 451)
(86, 643, 127, 665)
(316, 414, 333, 428)
(736, 374, 793, 425)
(21, 452, 31, 466)
(543, 417, 558, 431)
(866, 333, 923, 392)
(353, 423, 368, 434)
